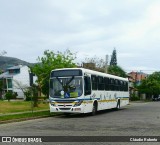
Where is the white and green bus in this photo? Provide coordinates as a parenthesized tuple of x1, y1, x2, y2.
(49, 68, 129, 115)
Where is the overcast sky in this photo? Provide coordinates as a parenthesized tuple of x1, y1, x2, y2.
(1, 0, 160, 73)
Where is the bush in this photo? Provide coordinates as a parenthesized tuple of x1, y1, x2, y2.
(4, 92, 17, 101)
(24, 89, 32, 101)
(12, 92, 18, 99)
(130, 94, 140, 101)
(0, 98, 4, 101)
(25, 96, 32, 101)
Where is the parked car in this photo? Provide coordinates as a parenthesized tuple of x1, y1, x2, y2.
(152, 95, 160, 101)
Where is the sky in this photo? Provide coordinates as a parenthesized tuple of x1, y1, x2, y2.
(0, 0, 160, 73)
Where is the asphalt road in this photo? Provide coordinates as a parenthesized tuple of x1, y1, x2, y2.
(0, 101, 160, 145)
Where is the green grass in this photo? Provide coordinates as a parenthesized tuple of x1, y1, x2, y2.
(0, 100, 49, 114)
(0, 101, 62, 123)
(0, 110, 52, 122)
(0, 101, 63, 123)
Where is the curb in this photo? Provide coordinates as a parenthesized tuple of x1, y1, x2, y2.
(0, 109, 49, 117)
(0, 115, 51, 124)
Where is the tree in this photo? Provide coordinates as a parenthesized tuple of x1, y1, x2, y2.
(5, 92, 12, 101)
(13, 80, 29, 100)
(30, 84, 39, 107)
(0, 50, 7, 56)
(31, 49, 76, 97)
(0, 79, 3, 92)
(0, 70, 3, 74)
(107, 48, 127, 77)
(138, 72, 160, 99)
(107, 65, 127, 77)
(110, 48, 117, 66)
(83, 56, 106, 72)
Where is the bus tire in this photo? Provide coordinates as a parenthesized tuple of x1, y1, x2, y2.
(116, 100, 120, 110)
(92, 102, 97, 115)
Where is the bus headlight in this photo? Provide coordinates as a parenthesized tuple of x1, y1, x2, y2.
(50, 101, 55, 106)
(74, 100, 83, 107)
(49, 98, 56, 106)
(49, 97, 54, 103)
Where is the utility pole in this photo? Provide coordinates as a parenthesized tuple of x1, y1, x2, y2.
(105, 55, 109, 73)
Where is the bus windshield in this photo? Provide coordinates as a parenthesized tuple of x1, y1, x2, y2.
(50, 77, 83, 98)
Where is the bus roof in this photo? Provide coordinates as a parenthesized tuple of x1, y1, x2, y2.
(51, 68, 128, 81)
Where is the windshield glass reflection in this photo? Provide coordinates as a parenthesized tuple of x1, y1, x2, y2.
(50, 77, 83, 98)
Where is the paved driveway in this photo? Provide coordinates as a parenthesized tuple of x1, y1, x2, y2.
(0, 102, 160, 145)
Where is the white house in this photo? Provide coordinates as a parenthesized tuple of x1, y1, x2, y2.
(0, 65, 37, 99)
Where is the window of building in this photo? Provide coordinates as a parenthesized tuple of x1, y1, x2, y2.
(7, 79, 12, 88)
(9, 69, 20, 74)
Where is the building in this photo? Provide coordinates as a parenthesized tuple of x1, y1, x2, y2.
(128, 71, 148, 86)
(128, 71, 148, 100)
(0, 65, 37, 99)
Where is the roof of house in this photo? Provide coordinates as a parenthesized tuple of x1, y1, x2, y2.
(0, 72, 13, 78)
(0, 65, 25, 79)
(7, 65, 23, 70)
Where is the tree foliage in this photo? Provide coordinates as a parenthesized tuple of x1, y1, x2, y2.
(84, 56, 106, 72)
(84, 56, 105, 69)
(0, 80, 3, 92)
(107, 48, 127, 77)
(138, 72, 160, 98)
(110, 48, 117, 66)
(31, 49, 76, 97)
(107, 65, 127, 77)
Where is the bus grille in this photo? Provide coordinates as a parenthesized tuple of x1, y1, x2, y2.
(58, 105, 72, 107)
(56, 100, 75, 103)
(59, 108, 71, 110)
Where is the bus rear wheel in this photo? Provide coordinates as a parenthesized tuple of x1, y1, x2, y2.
(92, 102, 97, 115)
(115, 100, 120, 111)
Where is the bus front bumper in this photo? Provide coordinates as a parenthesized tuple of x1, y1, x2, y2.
(49, 104, 84, 113)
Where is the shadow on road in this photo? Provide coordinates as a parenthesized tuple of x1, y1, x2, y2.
(53, 108, 127, 118)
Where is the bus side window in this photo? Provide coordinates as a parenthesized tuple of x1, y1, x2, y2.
(125, 81, 128, 91)
(110, 78, 115, 91)
(119, 80, 122, 91)
(98, 76, 104, 90)
(91, 75, 97, 90)
(104, 77, 109, 90)
(84, 76, 91, 95)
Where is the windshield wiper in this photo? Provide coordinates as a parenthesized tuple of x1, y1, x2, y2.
(66, 76, 74, 86)
(56, 76, 75, 88)
(56, 77, 63, 86)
